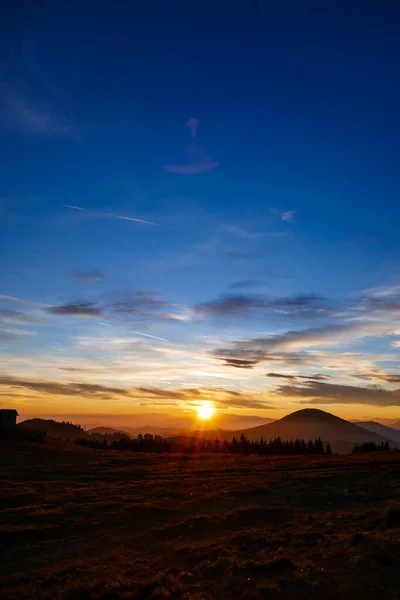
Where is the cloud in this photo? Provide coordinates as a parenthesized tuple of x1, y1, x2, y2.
(0, 376, 272, 409)
(0, 334, 20, 341)
(103, 290, 192, 324)
(276, 380, 400, 407)
(271, 209, 296, 222)
(197, 294, 264, 317)
(361, 286, 400, 313)
(350, 370, 400, 384)
(266, 372, 330, 381)
(220, 358, 260, 369)
(196, 293, 328, 318)
(0, 376, 125, 398)
(222, 224, 263, 239)
(106, 291, 167, 313)
(63, 205, 156, 226)
(0, 295, 48, 308)
(213, 323, 387, 368)
(0, 327, 36, 337)
(38, 289, 191, 325)
(163, 140, 218, 175)
(266, 372, 297, 379)
(0, 308, 40, 323)
(69, 268, 107, 284)
(46, 302, 103, 318)
(0, 85, 71, 136)
(0, 288, 189, 325)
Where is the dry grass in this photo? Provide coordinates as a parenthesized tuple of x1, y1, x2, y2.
(1, 440, 400, 599)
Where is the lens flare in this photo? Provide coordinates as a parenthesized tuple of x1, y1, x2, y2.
(196, 404, 214, 420)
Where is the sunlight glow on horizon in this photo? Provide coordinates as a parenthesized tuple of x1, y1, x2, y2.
(196, 403, 215, 420)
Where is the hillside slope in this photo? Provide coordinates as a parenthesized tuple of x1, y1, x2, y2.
(230, 409, 398, 449)
(355, 421, 400, 442)
(18, 419, 88, 440)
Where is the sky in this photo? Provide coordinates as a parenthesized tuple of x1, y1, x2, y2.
(1, 0, 400, 426)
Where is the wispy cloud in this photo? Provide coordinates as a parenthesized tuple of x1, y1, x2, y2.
(0, 308, 41, 323)
(0, 327, 37, 337)
(163, 120, 218, 175)
(69, 268, 107, 285)
(0, 334, 21, 341)
(196, 293, 329, 318)
(0, 376, 272, 410)
(63, 204, 156, 226)
(221, 224, 263, 239)
(46, 302, 102, 318)
(360, 285, 400, 313)
(266, 372, 330, 381)
(0, 295, 49, 308)
(271, 209, 296, 222)
(213, 322, 394, 368)
(44, 290, 192, 325)
(0, 84, 72, 137)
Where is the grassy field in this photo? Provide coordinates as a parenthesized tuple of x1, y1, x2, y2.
(1, 441, 400, 599)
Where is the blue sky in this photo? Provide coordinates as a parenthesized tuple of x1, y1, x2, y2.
(1, 1, 400, 423)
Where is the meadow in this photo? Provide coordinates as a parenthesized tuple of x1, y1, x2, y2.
(1, 440, 400, 599)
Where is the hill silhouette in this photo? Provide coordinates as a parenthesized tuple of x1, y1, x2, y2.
(88, 427, 132, 437)
(18, 418, 89, 440)
(124, 415, 274, 437)
(229, 409, 398, 452)
(355, 421, 400, 442)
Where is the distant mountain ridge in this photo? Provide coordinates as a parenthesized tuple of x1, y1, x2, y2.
(87, 427, 132, 437)
(17, 410, 400, 454)
(354, 421, 400, 442)
(227, 409, 399, 453)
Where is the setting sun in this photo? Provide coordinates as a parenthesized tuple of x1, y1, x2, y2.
(196, 404, 215, 420)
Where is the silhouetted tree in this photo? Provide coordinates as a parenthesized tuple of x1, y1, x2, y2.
(352, 441, 391, 454)
(76, 432, 333, 457)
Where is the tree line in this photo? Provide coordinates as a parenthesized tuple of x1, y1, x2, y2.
(352, 441, 391, 454)
(76, 432, 332, 455)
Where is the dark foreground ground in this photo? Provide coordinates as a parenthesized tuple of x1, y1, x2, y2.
(1, 442, 400, 599)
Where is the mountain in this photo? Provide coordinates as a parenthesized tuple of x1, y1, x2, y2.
(18, 418, 89, 440)
(214, 414, 274, 429)
(153, 414, 274, 431)
(123, 416, 275, 438)
(388, 420, 400, 430)
(124, 425, 188, 437)
(229, 409, 398, 452)
(354, 421, 400, 442)
(87, 427, 132, 437)
(353, 418, 400, 427)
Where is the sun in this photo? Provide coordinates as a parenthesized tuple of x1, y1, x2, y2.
(196, 404, 215, 420)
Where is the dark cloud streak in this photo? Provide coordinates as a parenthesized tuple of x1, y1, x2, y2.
(46, 302, 102, 317)
(0, 376, 273, 410)
(276, 380, 400, 407)
(69, 269, 107, 284)
(196, 293, 329, 318)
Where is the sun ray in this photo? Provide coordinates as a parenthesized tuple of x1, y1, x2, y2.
(196, 403, 214, 420)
